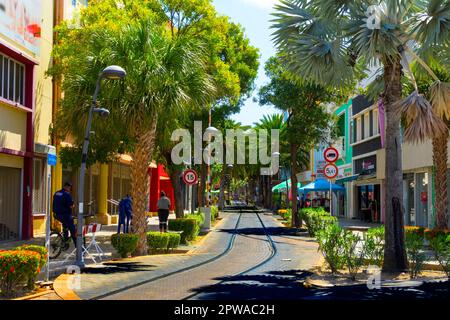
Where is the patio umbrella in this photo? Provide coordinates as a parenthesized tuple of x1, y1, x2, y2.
(299, 178, 345, 193)
(271, 179, 301, 192)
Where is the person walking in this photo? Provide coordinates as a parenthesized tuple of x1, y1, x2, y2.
(118, 195, 132, 233)
(157, 191, 171, 233)
(52, 182, 77, 248)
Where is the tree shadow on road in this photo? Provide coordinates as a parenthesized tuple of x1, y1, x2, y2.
(188, 269, 450, 300)
(82, 262, 158, 275)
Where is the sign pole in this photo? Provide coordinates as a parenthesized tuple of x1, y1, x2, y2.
(45, 146, 56, 282)
(329, 179, 332, 215)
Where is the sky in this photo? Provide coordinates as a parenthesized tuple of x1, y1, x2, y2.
(212, 0, 281, 126)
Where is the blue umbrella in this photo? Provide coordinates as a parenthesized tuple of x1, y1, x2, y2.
(299, 178, 345, 193)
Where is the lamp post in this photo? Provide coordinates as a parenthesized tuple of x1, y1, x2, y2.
(204, 111, 219, 207)
(76, 65, 126, 267)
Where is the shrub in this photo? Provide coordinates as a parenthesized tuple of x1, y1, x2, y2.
(405, 231, 425, 278)
(0, 250, 41, 297)
(364, 226, 385, 267)
(211, 206, 219, 221)
(185, 212, 204, 228)
(424, 228, 450, 241)
(147, 232, 170, 254)
(316, 224, 345, 274)
(14, 245, 48, 289)
(428, 233, 450, 278)
(300, 207, 337, 237)
(404, 226, 425, 237)
(169, 219, 199, 244)
(111, 234, 139, 258)
(342, 230, 366, 280)
(167, 233, 181, 252)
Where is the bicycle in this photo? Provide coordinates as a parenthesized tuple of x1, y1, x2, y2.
(49, 228, 72, 259)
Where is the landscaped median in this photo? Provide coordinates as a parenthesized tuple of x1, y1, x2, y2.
(298, 208, 450, 287)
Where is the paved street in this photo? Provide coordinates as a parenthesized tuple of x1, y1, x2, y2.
(66, 209, 322, 300)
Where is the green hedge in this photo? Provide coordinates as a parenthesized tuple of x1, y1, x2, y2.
(185, 212, 204, 227)
(300, 207, 337, 237)
(167, 233, 181, 252)
(147, 232, 170, 254)
(169, 219, 199, 244)
(211, 206, 219, 221)
(111, 233, 139, 258)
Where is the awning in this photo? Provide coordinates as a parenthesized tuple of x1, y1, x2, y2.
(299, 179, 345, 193)
(335, 174, 359, 184)
(272, 179, 301, 192)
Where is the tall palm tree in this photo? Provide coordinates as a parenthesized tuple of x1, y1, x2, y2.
(58, 19, 215, 255)
(255, 114, 287, 208)
(272, 0, 450, 272)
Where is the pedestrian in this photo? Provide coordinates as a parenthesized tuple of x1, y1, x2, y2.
(118, 194, 132, 233)
(157, 191, 171, 233)
(52, 182, 77, 248)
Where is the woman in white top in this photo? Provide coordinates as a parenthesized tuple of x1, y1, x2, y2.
(157, 191, 171, 233)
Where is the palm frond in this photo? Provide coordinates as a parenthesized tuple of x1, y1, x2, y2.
(430, 81, 450, 120)
(409, 0, 450, 48)
(399, 91, 448, 143)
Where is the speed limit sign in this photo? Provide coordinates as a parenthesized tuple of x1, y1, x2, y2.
(323, 163, 339, 179)
(182, 169, 198, 185)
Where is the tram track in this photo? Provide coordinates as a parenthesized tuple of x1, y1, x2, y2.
(92, 205, 277, 300)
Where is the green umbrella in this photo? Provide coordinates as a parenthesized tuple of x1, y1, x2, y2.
(271, 179, 301, 192)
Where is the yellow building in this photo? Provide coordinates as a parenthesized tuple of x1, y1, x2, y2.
(0, 0, 55, 241)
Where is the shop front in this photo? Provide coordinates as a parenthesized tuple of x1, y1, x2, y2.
(403, 171, 431, 228)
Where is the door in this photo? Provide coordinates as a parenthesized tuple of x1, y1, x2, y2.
(0, 167, 21, 241)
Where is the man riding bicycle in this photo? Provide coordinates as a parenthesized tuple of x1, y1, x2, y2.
(52, 182, 77, 248)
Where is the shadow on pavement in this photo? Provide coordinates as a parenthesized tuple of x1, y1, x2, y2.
(82, 262, 158, 275)
(189, 269, 450, 300)
(218, 227, 307, 236)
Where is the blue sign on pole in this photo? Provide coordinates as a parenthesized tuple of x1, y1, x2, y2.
(47, 154, 57, 166)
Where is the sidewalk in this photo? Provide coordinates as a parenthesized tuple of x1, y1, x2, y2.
(0, 213, 193, 279)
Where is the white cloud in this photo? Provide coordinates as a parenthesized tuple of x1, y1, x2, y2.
(241, 0, 280, 10)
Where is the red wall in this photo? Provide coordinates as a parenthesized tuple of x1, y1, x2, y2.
(149, 165, 175, 212)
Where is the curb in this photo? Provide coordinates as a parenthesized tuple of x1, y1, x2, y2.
(12, 289, 54, 301)
(53, 213, 230, 300)
(53, 274, 82, 300)
(186, 215, 226, 255)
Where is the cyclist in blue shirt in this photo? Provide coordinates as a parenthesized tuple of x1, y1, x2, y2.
(52, 182, 77, 248)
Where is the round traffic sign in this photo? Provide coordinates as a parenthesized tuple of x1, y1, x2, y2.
(323, 163, 339, 179)
(324, 147, 339, 163)
(182, 169, 198, 185)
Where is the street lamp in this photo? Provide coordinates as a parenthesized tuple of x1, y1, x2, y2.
(76, 65, 126, 267)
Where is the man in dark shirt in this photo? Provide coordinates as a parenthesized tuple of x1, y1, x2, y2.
(53, 182, 77, 247)
(118, 195, 133, 233)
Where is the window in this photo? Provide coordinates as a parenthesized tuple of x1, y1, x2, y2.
(373, 109, 379, 135)
(356, 118, 361, 142)
(0, 53, 25, 105)
(32, 159, 46, 215)
(364, 113, 370, 139)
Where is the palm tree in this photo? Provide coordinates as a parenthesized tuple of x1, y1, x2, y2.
(272, 0, 450, 272)
(58, 19, 215, 255)
(255, 114, 287, 208)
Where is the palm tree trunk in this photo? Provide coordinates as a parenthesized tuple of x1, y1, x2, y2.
(169, 167, 184, 218)
(433, 130, 449, 229)
(290, 142, 300, 228)
(130, 119, 157, 256)
(382, 59, 408, 272)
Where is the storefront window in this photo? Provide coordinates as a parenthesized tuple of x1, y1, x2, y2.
(403, 173, 415, 225)
(416, 172, 429, 227)
(357, 184, 380, 222)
